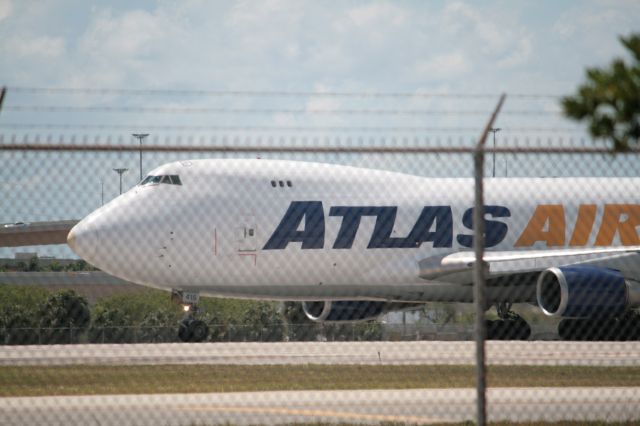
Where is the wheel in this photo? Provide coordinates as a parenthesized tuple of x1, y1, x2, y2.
(558, 318, 601, 340)
(621, 315, 640, 340)
(558, 319, 581, 340)
(486, 317, 531, 340)
(178, 319, 209, 342)
(178, 320, 192, 342)
(504, 317, 531, 340)
(189, 320, 209, 342)
(486, 320, 509, 340)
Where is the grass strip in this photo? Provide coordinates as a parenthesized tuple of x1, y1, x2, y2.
(1, 364, 639, 397)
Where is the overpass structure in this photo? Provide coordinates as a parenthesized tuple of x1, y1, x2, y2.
(0, 220, 78, 247)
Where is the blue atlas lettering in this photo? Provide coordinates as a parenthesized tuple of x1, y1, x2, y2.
(329, 206, 452, 248)
(456, 205, 511, 248)
(264, 202, 510, 250)
(263, 201, 325, 249)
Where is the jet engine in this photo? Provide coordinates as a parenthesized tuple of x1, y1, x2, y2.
(536, 265, 640, 318)
(301, 301, 388, 322)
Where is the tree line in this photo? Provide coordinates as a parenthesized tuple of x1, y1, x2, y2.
(0, 258, 97, 272)
(0, 285, 382, 344)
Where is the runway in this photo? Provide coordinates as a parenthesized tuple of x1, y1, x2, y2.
(1, 387, 639, 425)
(1, 341, 640, 366)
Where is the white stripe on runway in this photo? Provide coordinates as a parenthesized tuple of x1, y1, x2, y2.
(1, 341, 640, 366)
(1, 387, 639, 425)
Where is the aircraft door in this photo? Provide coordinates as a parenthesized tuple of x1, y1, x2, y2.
(236, 215, 257, 252)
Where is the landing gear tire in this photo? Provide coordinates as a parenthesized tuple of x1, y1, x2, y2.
(178, 319, 209, 343)
(486, 303, 531, 340)
(559, 314, 640, 341)
(558, 318, 602, 341)
(486, 317, 531, 340)
(172, 289, 209, 343)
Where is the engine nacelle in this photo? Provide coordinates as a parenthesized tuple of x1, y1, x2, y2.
(537, 265, 640, 318)
(302, 301, 387, 322)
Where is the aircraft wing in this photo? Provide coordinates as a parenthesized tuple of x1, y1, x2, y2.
(419, 246, 640, 284)
(0, 220, 78, 247)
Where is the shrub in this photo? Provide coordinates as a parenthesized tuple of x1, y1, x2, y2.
(89, 306, 134, 343)
(38, 290, 90, 344)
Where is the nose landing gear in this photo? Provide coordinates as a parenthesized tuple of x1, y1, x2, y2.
(172, 289, 210, 343)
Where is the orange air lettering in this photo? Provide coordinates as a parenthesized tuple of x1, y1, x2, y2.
(569, 204, 597, 246)
(594, 204, 640, 246)
(515, 205, 565, 247)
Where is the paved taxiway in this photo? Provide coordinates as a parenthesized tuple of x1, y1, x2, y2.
(1, 341, 640, 366)
(1, 387, 639, 425)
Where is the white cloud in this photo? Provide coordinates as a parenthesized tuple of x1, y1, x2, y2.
(306, 96, 340, 112)
(225, 0, 305, 54)
(442, 2, 533, 68)
(497, 36, 532, 69)
(444, 2, 505, 54)
(347, 2, 407, 28)
(418, 52, 470, 78)
(0, 0, 11, 21)
(5, 35, 65, 58)
(79, 9, 177, 58)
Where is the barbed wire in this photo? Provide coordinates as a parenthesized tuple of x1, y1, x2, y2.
(0, 123, 586, 133)
(0, 133, 604, 148)
(6, 86, 563, 99)
(0, 142, 626, 154)
(4, 105, 561, 115)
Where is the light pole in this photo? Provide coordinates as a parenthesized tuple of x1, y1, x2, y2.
(132, 133, 149, 181)
(113, 168, 129, 195)
(489, 128, 501, 177)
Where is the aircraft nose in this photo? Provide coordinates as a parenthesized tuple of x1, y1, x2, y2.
(67, 221, 99, 261)
(67, 227, 77, 251)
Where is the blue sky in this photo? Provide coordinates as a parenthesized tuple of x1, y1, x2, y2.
(1, 1, 638, 94)
(1, 1, 638, 134)
(0, 0, 639, 257)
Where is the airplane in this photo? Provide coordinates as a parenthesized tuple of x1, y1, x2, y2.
(66, 158, 640, 342)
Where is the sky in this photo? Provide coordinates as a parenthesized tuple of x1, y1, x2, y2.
(0, 0, 639, 257)
(0, 1, 638, 95)
(1, 1, 639, 136)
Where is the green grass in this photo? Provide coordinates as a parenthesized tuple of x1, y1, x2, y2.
(1, 364, 640, 397)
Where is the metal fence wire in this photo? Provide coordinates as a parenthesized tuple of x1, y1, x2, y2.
(1, 133, 640, 425)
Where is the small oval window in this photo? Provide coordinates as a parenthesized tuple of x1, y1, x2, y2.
(286, 180, 292, 187)
(279, 181, 284, 187)
(271, 180, 276, 187)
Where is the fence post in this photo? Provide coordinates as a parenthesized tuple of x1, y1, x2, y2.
(473, 93, 506, 426)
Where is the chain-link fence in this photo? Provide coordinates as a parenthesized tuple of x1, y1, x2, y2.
(2, 101, 640, 423)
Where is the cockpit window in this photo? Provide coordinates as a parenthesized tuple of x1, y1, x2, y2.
(139, 174, 182, 186)
(140, 176, 153, 185)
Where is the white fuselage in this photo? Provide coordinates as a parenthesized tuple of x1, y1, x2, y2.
(67, 159, 640, 303)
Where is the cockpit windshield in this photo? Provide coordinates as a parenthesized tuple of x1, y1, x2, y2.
(139, 175, 182, 186)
